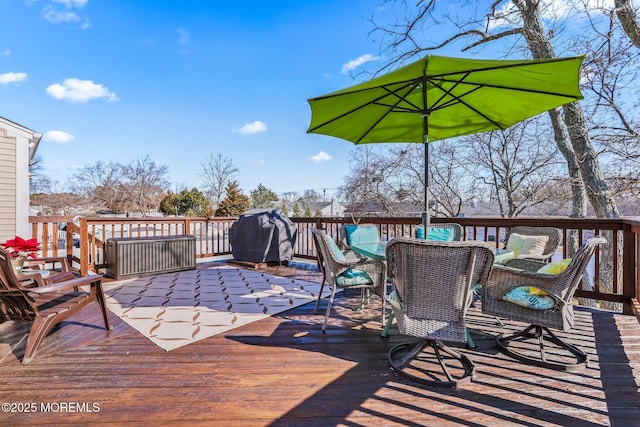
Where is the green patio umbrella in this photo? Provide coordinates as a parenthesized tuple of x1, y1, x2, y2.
(307, 54, 585, 227)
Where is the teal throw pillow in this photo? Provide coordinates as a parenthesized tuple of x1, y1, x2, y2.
(336, 268, 373, 287)
(500, 286, 558, 310)
(427, 227, 455, 242)
(346, 225, 379, 245)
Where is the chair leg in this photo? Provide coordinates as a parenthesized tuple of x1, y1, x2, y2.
(313, 280, 326, 315)
(496, 324, 588, 371)
(380, 312, 395, 338)
(94, 283, 112, 330)
(22, 316, 58, 364)
(322, 286, 339, 333)
(388, 338, 475, 388)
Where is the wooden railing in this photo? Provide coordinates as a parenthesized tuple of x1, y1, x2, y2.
(28, 215, 640, 317)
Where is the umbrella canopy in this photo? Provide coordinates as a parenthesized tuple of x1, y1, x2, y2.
(307, 54, 585, 225)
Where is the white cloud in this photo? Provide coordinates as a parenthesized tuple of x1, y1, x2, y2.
(43, 1, 90, 29)
(308, 151, 332, 163)
(53, 0, 88, 8)
(232, 120, 267, 135)
(0, 49, 10, 57)
(46, 78, 119, 103)
(341, 54, 379, 75)
(43, 7, 81, 23)
(254, 159, 265, 165)
(43, 130, 74, 143)
(0, 72, 27, 85)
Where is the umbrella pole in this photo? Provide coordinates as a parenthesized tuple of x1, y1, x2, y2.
(422, 114, 430, 229)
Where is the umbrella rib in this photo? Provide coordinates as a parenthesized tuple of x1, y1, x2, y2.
(428, 56, 583, 80)
(308, 80, 422, 134)
(355, 82, 423, 143)
(308, 78, 419, 101)
(430, 76, 582, 99)
(426, 76, 505, 129)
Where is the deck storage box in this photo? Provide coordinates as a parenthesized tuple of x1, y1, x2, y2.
(105, 235, 196, 279)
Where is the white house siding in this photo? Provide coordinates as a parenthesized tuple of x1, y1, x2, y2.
(0, 128, 18, 241)
(0, 118, 41, 241)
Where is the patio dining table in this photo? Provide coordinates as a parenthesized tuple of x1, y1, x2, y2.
(350, 241, 388, 262)
(351, 240, 512, 263)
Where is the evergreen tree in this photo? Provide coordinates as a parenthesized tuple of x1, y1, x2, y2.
(178, 188, 209, 216)
(292, 202, 301, 217)
(159, 192, 181, 216)
(159, 188, 210, 216)
(303, 205, 312, 217)
(215, 181, 250, 216)
(250, 183, 279, 208)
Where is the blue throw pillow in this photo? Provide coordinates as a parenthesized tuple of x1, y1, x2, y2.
(346, 225, 379, 245)
(336, 268, 373, 287)
(427, 227, 455, 242)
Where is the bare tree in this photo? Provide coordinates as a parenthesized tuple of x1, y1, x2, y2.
(30, 192, 90, 216)
(70, 160, 127, 213)
(576, 7, 640, 171)
(462, 118, 561, 217)
(199, 154, 239, 209)
(302, 189, 321, 203)
(615, 0, 640, 48)
(339, 145, 401, 215)
(29, 154, 52, 195)
(119, 156, 170, 216)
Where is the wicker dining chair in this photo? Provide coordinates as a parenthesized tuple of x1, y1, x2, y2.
(0, 246, 111, 364)
(385, 237, 494, 387)
(503, 226, 561, 263)
(311, 229, 386, 332)
(482, 236, 606, 371)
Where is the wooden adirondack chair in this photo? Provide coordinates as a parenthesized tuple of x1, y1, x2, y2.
(0, 246, 111, 364)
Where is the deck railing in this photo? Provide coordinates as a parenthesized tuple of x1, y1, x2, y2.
(28, 215, 640, 318)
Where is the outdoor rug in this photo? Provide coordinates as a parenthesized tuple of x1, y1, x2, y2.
(104, 264, 330, 351)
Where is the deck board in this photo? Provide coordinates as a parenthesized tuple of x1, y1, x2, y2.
(1, 260, 640, 426)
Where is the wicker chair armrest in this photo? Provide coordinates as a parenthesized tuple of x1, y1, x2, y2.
(516, 254, 552, 262)
(503, 258, 546, 271)
(484, 265, 572, 302)
(331, 255, 377, 269)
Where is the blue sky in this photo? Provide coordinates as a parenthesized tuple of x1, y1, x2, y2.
(0, 0, 416, 197)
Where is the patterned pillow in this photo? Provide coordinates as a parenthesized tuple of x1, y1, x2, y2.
(336, 268, 373, 287)
(501, 286, 558, 310)
(506, 233, 549, 257)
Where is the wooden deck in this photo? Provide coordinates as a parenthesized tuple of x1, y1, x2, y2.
(1, 259, 640, 426)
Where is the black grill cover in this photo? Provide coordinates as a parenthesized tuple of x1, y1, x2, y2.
(229, 208, 297, 263)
